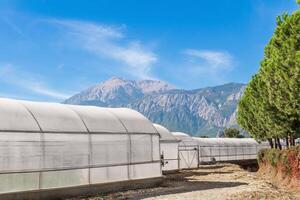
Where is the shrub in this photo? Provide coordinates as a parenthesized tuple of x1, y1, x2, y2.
(258, 145, 300, 176)
(266, 148, 281, 167)
(258, 149, 267, 163)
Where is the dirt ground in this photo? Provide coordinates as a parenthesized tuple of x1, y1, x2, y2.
(67, 163, 300, 200)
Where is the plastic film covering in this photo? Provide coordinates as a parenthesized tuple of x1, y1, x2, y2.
(0, 98, 40, 131)
(172, 132, 199, 169)
(195, 138, 268, 162)
(107, 108, 158, 134)
(0, 98, 162, 195)
(0, 173, 39, 194)
(67, 105, 126, 133)
(130, 162, 161, 179)
(0, 132, 41, 172)
(43, 133, 89, 169)
(20, 101, 87, 133)
(152, 135, 160, 161)
(41, 169, 89, 189)
(90, 165, 128, 184)
(172, 132, 198, 147)
(91, 134, 129, 166)
(131, 134, 152, 162)
(161, 143, 179, 171)
(153, 124, 178, 142)
(154, 124, 179, 171)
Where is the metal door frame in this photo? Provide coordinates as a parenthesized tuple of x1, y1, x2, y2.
(178, 145, 199, 169)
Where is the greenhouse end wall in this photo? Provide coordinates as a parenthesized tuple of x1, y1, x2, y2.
(153, 124, 180, 172)
(0, 98, 162, 199)
(172, 132, 270, 169)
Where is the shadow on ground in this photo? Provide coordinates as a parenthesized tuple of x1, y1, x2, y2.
(148, 181, 246, 199)
(96, 166, 248, 200)
(66, 164, 249, 200)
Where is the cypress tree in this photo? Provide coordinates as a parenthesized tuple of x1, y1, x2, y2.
(238, 1, 300, 146)
(260, 8, 300, 141)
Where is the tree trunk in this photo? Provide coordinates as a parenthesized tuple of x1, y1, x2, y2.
(289, 133, 294, 146)
(276, 137, 282, 150)
(286, 136, 289, 148)
(268, 138, 274, 148)
(274, 138, 278, 149)
(292, 137, 295, 146)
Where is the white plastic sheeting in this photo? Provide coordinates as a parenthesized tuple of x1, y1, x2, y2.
(153, 124, 179, 171)
(194, 138, 260, 162)
(0, 98, 161, 194)
(21, 101, 87, 132)
(172, 132, 199, 169)
(67, 105, 126, 133)
(108, 108, 157, 134)
(172, 132, 270, 169)
(172, 132, 198, 147)
(0, 99, 40, 131)
(194, 138, 267, 162)
(154, 124, 177, 142)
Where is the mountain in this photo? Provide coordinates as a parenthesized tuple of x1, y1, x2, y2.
(64, 77, 175, 106)
(64, 77, 245, 137)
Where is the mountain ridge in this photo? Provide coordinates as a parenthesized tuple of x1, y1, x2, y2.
(64, 77, 245, 137)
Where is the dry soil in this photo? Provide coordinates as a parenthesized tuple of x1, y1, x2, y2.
(67, 163, 300, 200)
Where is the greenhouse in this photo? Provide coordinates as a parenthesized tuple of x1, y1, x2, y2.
(194, 138, 269, 163)
(172, 132, 270, 169)
(0, 98, 161, 198)
(172, 132, 199, 169)
(153, 124, 180, 172)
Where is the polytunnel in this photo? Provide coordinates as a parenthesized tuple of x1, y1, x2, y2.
(172, 132, 199, 169)
(194, 138, 266, 163)
(172, 132, 270, 169)
(153, 124, 180, 172)
(195, 138, 259, 162)
(0, 98, 162, 199)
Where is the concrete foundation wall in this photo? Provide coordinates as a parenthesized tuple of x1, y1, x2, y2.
(0, 177, 163, 200)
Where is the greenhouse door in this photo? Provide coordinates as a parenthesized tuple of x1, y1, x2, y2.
(178, 146, 199, 169)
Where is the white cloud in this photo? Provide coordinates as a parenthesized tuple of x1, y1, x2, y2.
(183, 49, 233, 70)
(0, 64, 71, 100)
(179, 49, 235, 85)
(50, 19, 157, 79)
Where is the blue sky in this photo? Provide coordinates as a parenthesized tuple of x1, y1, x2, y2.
(0, 0, 298, 101)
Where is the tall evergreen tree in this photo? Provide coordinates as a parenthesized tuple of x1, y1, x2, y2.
(238, 1, 300, 146)
(260, 7, 300, 140)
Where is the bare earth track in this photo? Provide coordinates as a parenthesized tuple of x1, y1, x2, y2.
(67, 163, 300, 200)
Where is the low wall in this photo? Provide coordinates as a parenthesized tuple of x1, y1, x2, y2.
(0, 177, 163, 200)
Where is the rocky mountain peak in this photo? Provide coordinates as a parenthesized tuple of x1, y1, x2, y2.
(64, 77, 175, 106)
(136, 79, 176, 94)
(64, 77, 245, 137)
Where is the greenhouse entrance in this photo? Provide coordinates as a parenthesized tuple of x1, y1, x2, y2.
(178, 145, 199, 169)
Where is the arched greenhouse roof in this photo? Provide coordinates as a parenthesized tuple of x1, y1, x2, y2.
(193, 137, 260, 146)
(0, 98, 40, 132)
(172, 132, 198, 146)
(107, 108, 158, 134)
(67, 105, 127, 133)
(0, 98, 157, 134)
(172, 132, 190, 138)
(153, 123, 178, 142)
(20, 100, 87, 132)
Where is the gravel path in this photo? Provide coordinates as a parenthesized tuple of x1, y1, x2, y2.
(67, 163, 300, 200)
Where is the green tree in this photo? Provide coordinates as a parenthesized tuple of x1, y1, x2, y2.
(238, 1, 300, 148)
(224, 128, 241, 138)
(260, 8, 300, 143)
(238, 74, 283, 148)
